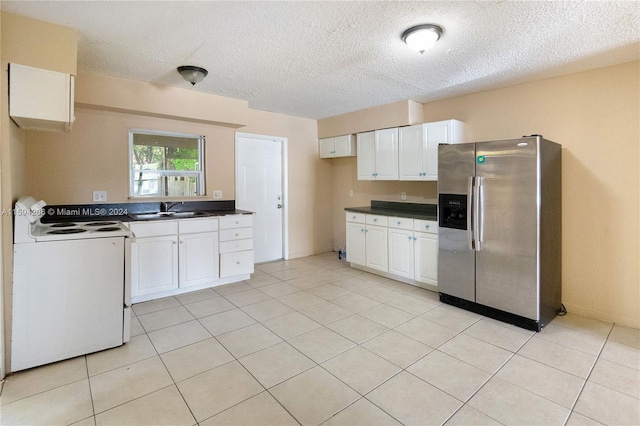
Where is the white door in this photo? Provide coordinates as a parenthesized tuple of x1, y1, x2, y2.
(388, 228, 415, 279)
(415, 232, 438, 285)
(374, 128, 399, 180)
(346, 222, 366, 266)
(357, 131, 376, 180)
(236, 134, 284, 263)
(365, 225, 388, 272)
(179, 232, 218, 288)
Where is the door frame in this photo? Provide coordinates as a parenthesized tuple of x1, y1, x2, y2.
(235, 132, 289, 261)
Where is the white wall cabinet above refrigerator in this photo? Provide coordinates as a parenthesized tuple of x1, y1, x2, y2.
(9, 63, 75, 132)
(356, 120, 464, 181)
(398, 120, 465, 181)
(357, 128, 399, 180)
(319, 134, 356, 158)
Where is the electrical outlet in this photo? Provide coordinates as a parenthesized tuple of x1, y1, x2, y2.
(93, 191, 107, 202)
(213, 190, 223, 199)
(401, 192, 407, 201)
(349, 189, 354, 198)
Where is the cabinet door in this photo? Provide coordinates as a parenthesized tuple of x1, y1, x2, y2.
(9, 63, 74, 131)
(388, 228, 415, 279)
(334, 135, 355, 157)
(398, 125, 425, 180)
(220, 250, 254, 278)
(374, 128, 399, 180)
(415, 232, 438, 285)
(424, 121, 450, 180)
(346, 222, 366, 266)
(179, 232, 218, 288)
(319, 137, 335, 158)
(131, 236, 178, 297)
(357, 132, 376, 180)
(365, 225, 388, 272)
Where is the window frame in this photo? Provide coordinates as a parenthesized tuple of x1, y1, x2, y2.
(128, 128, 206, 198)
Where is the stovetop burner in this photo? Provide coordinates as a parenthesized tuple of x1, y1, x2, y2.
(85, 222, 117, 227)
(95, 227, 121, 232)
(49, 223, 77, 228)
(47, 229, 88, 235)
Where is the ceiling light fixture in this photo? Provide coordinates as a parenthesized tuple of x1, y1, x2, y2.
(402, 24, 443, 54)
(177, 65, 208, 86)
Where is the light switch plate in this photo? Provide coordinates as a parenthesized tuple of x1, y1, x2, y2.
(93, 191, 107, 202)
(349, 189, 354, 197)
(401, 192, 407, 201)
(213, 190, 222, 199)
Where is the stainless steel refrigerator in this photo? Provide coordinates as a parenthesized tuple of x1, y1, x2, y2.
(438, 136, 561, 331)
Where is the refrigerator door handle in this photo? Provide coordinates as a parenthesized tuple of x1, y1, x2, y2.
(474, 177, 483, 251)
(467, 176, 475, 250)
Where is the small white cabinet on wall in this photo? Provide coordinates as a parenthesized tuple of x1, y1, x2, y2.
(319, 135, 356, 158)
(357, 128, 399, 180)
(9, 63, 75, 132)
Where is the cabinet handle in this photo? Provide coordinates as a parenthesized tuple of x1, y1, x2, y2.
(235, 233, 239, 236)
(407, 236, 412, 240)
(235, 221, 239, 224)
(352, 215, 356, 219)
(397, 221, 401, 225)
(180, 240, 183, 244)
(414, 237, 417, 241)
(173, 241, 177, 245)
(236, 261, 240, 265)
(373, 218, 377, 222)
(425, 225, 430, 229)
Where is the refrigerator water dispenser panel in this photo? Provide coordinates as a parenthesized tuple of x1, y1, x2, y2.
(439, 194, 467, 230)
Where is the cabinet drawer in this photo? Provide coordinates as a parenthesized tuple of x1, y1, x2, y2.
(366, 215, 387, 227)
(220, 239, 253, 253)
(220, 250, 254, 278)
(388, 216, 414, 230)
(220, 227, 253, 242)
(346, 212, 365, 223)
(414, 219, 438, 234)
(178, 217, 218, 234)
(220, 214, 253, 229)
(129, 220, 178, 238)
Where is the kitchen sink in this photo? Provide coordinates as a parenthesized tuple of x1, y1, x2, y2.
(130, 211, 209, 220)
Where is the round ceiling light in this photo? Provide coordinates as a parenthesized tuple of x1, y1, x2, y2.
(402, 24, 443, 54)
(177, 65, 208, 86)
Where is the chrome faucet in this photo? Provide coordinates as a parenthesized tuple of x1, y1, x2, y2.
(161, 201, 184, 212)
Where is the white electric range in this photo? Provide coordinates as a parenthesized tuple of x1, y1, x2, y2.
(11, 196, 133, 372)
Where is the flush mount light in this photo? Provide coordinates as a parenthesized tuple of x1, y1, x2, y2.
(177, 65, 208, 86)
(402, 24, 443, 54)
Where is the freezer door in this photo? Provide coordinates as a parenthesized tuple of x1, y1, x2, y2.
(438, 143, 476, 301)
(475, 138, 539, 320)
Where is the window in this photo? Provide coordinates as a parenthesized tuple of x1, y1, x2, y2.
(129, 129, 205, 198)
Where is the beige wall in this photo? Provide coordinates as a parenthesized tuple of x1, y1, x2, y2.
(318, 100, 423, 138)
(331, 61, 640, 328)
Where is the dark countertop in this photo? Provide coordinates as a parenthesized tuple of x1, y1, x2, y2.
(41, 200, 253, 223)
(345, 200, 437, 221)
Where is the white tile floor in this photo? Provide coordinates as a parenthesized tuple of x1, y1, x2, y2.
(2, 252, 639, 425)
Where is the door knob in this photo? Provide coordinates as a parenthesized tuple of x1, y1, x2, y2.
(277, 204, 283, 209)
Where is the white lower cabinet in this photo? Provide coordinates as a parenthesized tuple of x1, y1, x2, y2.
(219, 214, 254, 278)
(130, 216, 253, 302)
(130, 221, 179, 297)
(346, 213, 388, 272)
(388, 228, 415, 279)
(346, 212, 438, 289)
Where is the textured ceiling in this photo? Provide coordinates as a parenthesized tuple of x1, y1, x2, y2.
(2, 1, 639, 119)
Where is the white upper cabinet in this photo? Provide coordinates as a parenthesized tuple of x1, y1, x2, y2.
(357, 128, 399, 180)
(318, 134, 355, 158)
(398, 120, 465, 181)
(9, 63, 75, 132)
